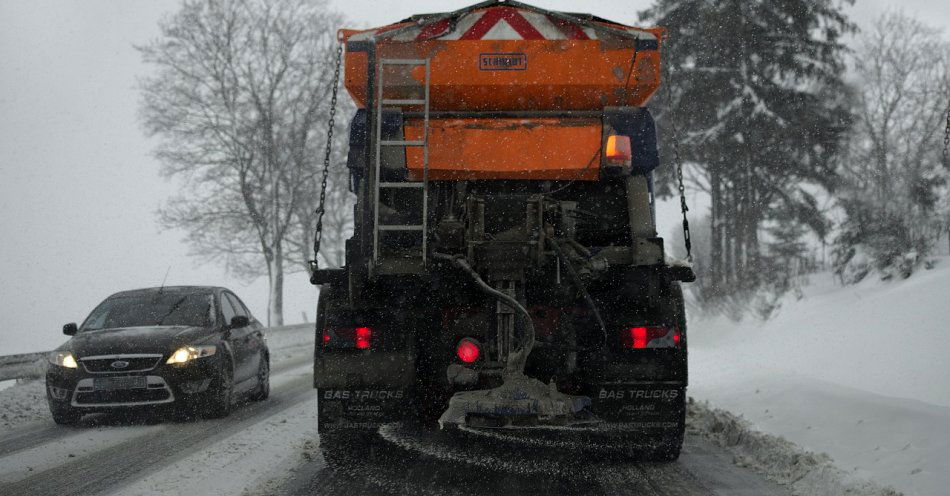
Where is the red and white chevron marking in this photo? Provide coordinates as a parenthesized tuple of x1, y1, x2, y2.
(348, 7, 656, 42)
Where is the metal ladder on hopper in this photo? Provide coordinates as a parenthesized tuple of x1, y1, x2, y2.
(372, 58, 430, 274)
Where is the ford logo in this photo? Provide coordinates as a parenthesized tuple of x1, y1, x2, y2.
(110, 360, 130, 369)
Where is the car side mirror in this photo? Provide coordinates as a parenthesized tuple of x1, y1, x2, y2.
(230, 316, 250, 329)
(63, 323, 78, 336)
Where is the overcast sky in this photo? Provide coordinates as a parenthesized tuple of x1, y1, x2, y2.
(1, 0, 948, 354)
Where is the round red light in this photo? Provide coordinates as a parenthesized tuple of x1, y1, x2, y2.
(456, 338, 480, 364)
(355, 327, 372, 350)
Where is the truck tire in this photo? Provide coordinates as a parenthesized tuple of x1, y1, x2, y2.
(650, 281, 687, 462)
(320, 430, 391, 470)
(615, 281, 687, 462)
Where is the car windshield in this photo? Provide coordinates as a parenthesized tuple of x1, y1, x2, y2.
(80, 293, 214, 330)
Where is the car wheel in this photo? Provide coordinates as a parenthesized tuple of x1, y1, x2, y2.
(49, 404, 81, 426)
(249, 353, 269, 402)
(201, 359, 234, 419)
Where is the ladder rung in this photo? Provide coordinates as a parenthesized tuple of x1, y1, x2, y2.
(380, 140, 425, 146)
(381, 59, 427, 66)
(378, 225, 424, 231)
(379, 182, 424, 188)
(381, 99, 427, 105)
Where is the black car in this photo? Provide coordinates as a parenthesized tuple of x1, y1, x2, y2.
(45, 286, 270, 425)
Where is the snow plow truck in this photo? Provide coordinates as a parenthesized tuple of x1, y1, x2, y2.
(310, 0, 695, 463)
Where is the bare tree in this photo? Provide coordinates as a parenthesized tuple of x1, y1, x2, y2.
(834, 11, 950, 281)
(139, 0, 344, 325)
(285, 99, 355, 271)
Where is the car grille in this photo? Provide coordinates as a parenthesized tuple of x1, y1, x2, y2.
(72, 376, 175, 407)
(80, 355, 163, 373)
(75, 388, 171, 404)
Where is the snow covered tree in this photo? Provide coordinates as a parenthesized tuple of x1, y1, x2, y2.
(139, 0, 345, 325)
(833, 11, 950, 283)
(641, 0, 854, 304)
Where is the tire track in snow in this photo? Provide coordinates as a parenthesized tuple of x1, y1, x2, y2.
(0, 357, 314, 496)
(293, 424, 792, 496)
(0, 421, 71, 457)
(0, 325, 314, 458)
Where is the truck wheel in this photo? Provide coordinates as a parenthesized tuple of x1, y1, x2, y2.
(620, 281, 687, 462)
(49, 404, 81, 426)
(652, 441, 682, 462)
(647, 399, 686, 462)
(653, 281, 687, 461)
(319, 431, 384, 469)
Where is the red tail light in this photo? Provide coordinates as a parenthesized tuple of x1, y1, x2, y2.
(355, 327, 372, 350)
(323, 326, 375, 350)
(456, 338, 481, 364)
(622, 326, 680, 349)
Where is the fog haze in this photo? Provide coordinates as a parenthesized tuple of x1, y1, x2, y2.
(1, 0, 947, 354)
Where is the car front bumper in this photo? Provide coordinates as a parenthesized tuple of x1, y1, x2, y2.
(46, 355, 222, 410)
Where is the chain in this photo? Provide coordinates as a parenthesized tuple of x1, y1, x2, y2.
(943, 101, 950, 164)
(663, 39, 692, 262)
(311, 44, 343, 273)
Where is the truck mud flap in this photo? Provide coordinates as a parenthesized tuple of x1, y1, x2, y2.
(317, 388, 411, 432)
(588, 381, 685, 430)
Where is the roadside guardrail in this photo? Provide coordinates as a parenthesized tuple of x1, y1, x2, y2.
(0, 323, 312, 382)
(0, 352, 47, 382)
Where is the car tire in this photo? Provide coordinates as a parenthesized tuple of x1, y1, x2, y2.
(201, 359, 234, 419)
(249, 353, 270, 402)
(49, 404, 81, 426)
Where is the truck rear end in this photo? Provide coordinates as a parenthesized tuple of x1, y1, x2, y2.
(311, 0, 694, 463)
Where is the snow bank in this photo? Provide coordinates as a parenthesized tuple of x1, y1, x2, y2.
(264, 324, 314, 364)
(0, 379, 48, 432)
(691, 258, 950, 407)
(687, 398, 900, 496)
(690, 257, 950, 495)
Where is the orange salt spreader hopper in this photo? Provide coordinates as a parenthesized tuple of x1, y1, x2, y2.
(338, 0, 665, 181)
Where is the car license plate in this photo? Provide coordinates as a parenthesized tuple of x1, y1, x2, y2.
(94, 376, 147, 391)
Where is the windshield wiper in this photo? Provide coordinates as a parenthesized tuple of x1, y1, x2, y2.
(155, 296, 188, 326)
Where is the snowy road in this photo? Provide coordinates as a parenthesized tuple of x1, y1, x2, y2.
(0, 356, 315, 495)
(278, 430, 793, 496)
(0, 325, 794, 496)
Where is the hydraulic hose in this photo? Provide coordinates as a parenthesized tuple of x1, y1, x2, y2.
(547, 238, 608, 347)
(431, 252, 535, 377)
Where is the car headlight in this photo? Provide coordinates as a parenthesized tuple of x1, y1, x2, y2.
(166, 345, 217, 364)
(49, 351, 78, 369)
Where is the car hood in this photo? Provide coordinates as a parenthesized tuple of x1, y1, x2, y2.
(68, 325, 213, 357)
